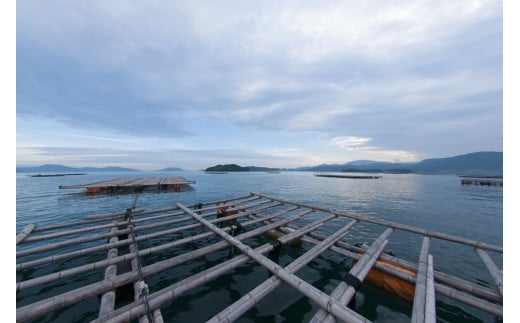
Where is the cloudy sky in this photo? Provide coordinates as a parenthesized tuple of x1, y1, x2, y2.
(15, 1, 503, 170)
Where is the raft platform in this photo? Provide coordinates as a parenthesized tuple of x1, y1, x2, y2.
(315, 173, 382, 179)
(29, 173, 86, 177)
(460, 176, 503, 187)
(16, 192, 502, 322)
(58, 176, 195, 194)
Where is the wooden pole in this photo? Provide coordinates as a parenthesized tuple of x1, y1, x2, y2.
(411, 236, 431, 323)
(310, 228, 393, 323)
(252, 192, 502, 253)
(425, 255, 436, 323)
(208, 218, 359, 323)
(16, 223, 36, 244)
(98, 220, 120, 317)
(17, 200, 283, 259)
(16, 208, 316, 321)
(177, 203, 370, 323)
(475, 248, 503, 295)
(94, 214, 340, 323)
(250, 208, 503, 316)
(17, 206, 308, 291)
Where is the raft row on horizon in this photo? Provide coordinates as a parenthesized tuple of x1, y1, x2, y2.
(315, 173, 382, 179)
(16, 192, 502, 322)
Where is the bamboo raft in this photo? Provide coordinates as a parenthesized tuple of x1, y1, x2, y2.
(460, 176, 503, 187)
(16, 192, 502, 322)
(58, 176, 196, 194)
(315, 173, 382, 179)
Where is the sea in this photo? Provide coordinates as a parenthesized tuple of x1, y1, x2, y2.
(16, 171, 503, 322)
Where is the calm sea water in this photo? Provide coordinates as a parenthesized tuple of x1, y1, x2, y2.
(16, 171, 503, 322)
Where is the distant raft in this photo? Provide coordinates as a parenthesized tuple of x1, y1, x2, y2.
(315, 173, 382, 179)
(59, 176, 195, 194)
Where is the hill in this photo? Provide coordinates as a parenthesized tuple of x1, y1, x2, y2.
(297, 152, 502, 175)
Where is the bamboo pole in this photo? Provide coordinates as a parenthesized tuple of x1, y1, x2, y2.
(21, 219, 130, 243)
(93, 213, 339, 323)
(475, 248, 503, 295)
(299, 229, 502, 303)
(250, 212, 503, 316)
(253, 209, 503, 308)
(17, 206, 307, 291)
(177, 203, 371, 323)
(16, 209, 316, 321)
(17, 203, 294, 272)
(411, 236, 431, 323)
(252, 192, 502, 253)
(24, 195, 260, 242)
(310, 228, 393, 323)
(314, 237, 503, 316)
(17, 199, 283, 259)
(32, 209, 145, 232)
(98, 220, 120, 317)
(425, 255, 436, 323)
(127, 224, 158, 323)
(208, 218, 359, 323)
(16, 223, 36, 244)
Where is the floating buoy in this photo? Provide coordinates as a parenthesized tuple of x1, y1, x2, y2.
(86, 187, 99, 194)
(353, 255, 416, 302)
(266, 229, 302, 247)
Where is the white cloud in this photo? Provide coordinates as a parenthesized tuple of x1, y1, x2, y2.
(330, 136, 372, 150)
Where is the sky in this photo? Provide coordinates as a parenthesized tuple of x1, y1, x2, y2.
(14, 1, 504, 171)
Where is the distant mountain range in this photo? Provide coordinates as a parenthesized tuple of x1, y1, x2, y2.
(292, 152, 503, 175)
(17, 152, 503, 175)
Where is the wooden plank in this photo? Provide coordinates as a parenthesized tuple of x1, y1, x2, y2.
(16, 223, 36, 244)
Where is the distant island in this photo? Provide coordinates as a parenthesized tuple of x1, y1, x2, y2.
(205, 164, 281, 172)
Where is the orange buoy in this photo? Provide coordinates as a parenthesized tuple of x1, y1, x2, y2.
(217, 205, 237, 217)
(353, 255, 416, 302)
(266, 229, 302, 247)
(85, 187, 99, 194)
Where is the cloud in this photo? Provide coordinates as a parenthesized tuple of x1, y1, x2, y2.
(16, 1, 502, 167)
(329, 136, 372, 150)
